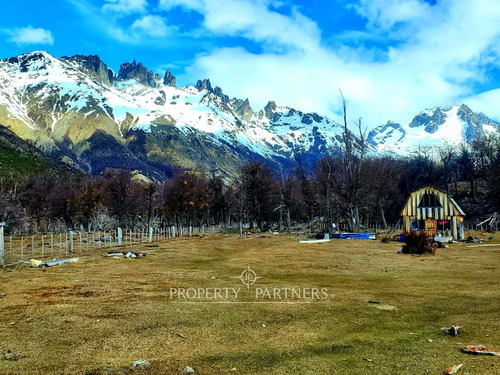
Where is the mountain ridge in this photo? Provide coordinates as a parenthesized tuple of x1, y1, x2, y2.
(0, 50, 498, 178)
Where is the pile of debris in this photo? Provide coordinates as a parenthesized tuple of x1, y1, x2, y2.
(103, 251, 146, 259)
(476, 213, 499, 232)
(465, 236, 483, 243)
(439, 325, 500, 373)
(18, 258, 81, 268)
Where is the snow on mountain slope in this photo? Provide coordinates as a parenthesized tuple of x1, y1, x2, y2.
(368, 105, 500, 153)
(0, 51, 351, 167)
(0, 50, 498, 177)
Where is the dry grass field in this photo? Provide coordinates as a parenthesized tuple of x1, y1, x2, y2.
(1, 233, 499, 374)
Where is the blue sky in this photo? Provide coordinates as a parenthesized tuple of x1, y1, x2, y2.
(1, 0, 500, 127)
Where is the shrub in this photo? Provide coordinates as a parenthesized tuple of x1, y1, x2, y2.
(401, 230, 436, 255)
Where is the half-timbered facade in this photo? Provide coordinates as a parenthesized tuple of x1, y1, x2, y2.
(401, 186, 465, 241)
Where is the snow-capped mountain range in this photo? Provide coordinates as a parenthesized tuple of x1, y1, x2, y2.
(0, 51, 498, 178)
(368, 105, 499, 153)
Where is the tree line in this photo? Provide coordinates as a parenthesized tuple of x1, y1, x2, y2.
(0, 132, 498, 235)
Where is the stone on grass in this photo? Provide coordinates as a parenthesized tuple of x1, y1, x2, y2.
(441, 326, 462, 336)
(132, 359, 151, 369)
(1, 351, 24, 361)
(443, 363, 463, 374)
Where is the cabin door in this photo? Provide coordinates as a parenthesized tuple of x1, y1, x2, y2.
(425, 219, 436, 237)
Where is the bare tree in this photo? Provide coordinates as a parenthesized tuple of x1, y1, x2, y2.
(277, 167, 293, 234)
(325, 91, 367, 232)
(439, 144, 457, 194)
(456, 143, 479, 202)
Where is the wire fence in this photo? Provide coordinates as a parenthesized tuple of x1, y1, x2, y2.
(0, 225, 216, 266)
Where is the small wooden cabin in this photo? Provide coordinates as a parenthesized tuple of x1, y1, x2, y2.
(401, 186, 465, 241)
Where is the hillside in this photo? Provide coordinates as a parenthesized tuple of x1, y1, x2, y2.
(0, 125, 74, 181)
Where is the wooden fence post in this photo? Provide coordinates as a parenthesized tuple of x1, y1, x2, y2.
(0, 223, 5, 267)
(117, 227, 123, 246)
(69, 231, 74, 253)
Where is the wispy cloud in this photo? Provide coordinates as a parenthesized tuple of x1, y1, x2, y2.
(131, 15, 171, 38)
(102, 0, 147, 15)
(65, 0, 174, 46)
(3, 26, 54, 46)
(352, 0, 433, 37)
(159, 0, 321, 52)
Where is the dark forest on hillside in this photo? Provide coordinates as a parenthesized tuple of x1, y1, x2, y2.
(1, 130, 499, 235)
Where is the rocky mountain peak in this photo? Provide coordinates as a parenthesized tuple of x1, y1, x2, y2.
(367, 121, 405, 147)
(457, 104, 485, 142)
(264, 101, 277, 120)
(62, 54, 114, 85)
(163, 69, 176, 87)
(409, 107, 447, 133)
(196, 78, 213, 92)
(213, 87, 229, 103)
(232, 98, 254, 121)
(118, 60, 161, 88)
(5, 50, 55, 73)
(457, 104, 473, 116)
(195, 79, 229, 102)
(457, 104, 499, 127)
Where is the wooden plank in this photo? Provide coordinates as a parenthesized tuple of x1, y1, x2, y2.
(466, 244, 500, 248)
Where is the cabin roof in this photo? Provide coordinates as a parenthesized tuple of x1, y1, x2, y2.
(400, 185, 465, 217)
(448, 196, 466, 216)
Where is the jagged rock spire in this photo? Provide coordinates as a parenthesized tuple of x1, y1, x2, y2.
(163, 70, 176, 87)
(264, 100, 277, 120)
(196, 78, 213, 92)
(196, 79, 229, 102)
(118, 60, 161, 88)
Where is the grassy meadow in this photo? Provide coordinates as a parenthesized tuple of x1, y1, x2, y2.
(0, 233, 499, 374)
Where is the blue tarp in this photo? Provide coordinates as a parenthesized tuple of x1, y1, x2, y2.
(339, 232, 371, 239)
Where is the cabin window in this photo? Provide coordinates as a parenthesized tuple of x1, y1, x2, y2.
(438, 220, 451, 230)
(418, 193, 442, 208)
(411, 220, 426, 230)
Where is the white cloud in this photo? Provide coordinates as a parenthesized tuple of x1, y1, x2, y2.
(353, 0, 433, 36)
(5, 26, 54, 46)
(131, 15, 170, 37)
(464, 88, 500, 120)
(178, 0, 500, 127)
(107, 15, 176, 44)
(159, 0, 321, 52)
(102, 0, 147, 15)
